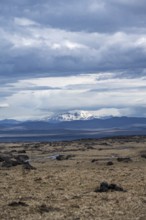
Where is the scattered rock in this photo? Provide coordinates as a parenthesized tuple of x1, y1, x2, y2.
(8, 201, 28, 207)
(0, 155, 11, 163)
(33, 144, 40, 149)
(95, 182, 126, 192)
(0, 156, 4, 162)
(34, 177, 42, 182)
(95, 182, 109, 192)
(10, 150, 17, 153)
(38, 204, 60, 214)
(117, 157, 132, 163)
(1, 159, 19, 168)
(17, 150, 26, 154)
(84, 144, 94, 149)
(56, 154, 74, 161)
(23, 162, 36, 170)
(14, 155, 29, 163)
(109, 183, 126, 191)
(100, 142, 109, 146)
(107, 161, 113, 166)
(91, 159, 98, 163)
(0, 153, 35, 170)
(86, 146, 95, 149)
(141, 154, 146, 159)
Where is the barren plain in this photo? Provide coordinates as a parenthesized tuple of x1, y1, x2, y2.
(0, 136, 146, 220)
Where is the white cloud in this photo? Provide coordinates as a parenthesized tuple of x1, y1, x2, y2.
(1, 73, 146, 120)
(14, 17, 38, 27)
(0, 103, 9, 108)
(22, 74, 97, 87)
(91, 108, 121, 117)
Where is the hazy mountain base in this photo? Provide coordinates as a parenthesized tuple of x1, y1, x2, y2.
(1, 128, 146, 143)
(0, 136, 146, 220)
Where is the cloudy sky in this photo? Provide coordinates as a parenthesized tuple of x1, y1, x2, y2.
(0, 0, 146, 120)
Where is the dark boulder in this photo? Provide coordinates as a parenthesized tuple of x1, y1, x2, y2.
(14, 155, 29, 164)
(91, 159, 98, 163)
(0, 153, 35, 170)
(141, 154, 146, 159)
(0, 155, 11, 163)
(95, 182, 109, 192)
(109, 184, 125, 192)
(18, 150, 26, 154)
(8, 201, 28, 207)
(95, 182, 126, 192)
(107, 161, 114, 166)
(1, 154, 20, 167)
(23, 162, 36, 170)
(0, 156, 6, 162)
(117, 157, 132, 163)
(1, 159, 19, 168)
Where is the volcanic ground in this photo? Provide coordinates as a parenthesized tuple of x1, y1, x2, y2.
(0, 136, 146, 220)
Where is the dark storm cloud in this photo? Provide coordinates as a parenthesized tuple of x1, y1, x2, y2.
(0, 0, 146, 83)
(1, 0, 146, 32)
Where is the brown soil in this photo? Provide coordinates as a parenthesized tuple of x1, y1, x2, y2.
(0, 136, 146, 220)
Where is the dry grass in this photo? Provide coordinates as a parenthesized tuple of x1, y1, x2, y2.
(0, 136, 146, 220)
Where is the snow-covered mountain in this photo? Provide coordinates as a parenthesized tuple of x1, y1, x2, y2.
(45, 109, 121, 122)
(47, 111, 95, 122)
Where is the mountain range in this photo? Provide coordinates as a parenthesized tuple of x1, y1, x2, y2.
(0, 111, 146, 142)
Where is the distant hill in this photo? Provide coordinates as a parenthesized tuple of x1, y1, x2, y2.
(1, 116, 146, 130)
(0, 116, 146, 142)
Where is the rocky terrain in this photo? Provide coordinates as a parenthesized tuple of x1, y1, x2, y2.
(0, 136, 146, 220)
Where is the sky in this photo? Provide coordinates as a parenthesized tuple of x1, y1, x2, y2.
(0, 0, 146, 120)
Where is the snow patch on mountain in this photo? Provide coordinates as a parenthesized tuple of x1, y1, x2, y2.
(47, 111, 93, 121)
(46, 109, 121, 122)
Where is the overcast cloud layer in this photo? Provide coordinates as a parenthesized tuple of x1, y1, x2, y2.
(0, 0, 146, 119)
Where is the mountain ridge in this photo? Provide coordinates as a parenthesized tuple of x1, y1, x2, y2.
(0, 116, 146, 142)
(1, 116, 146, 128)
(45, 110, 119, 122)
